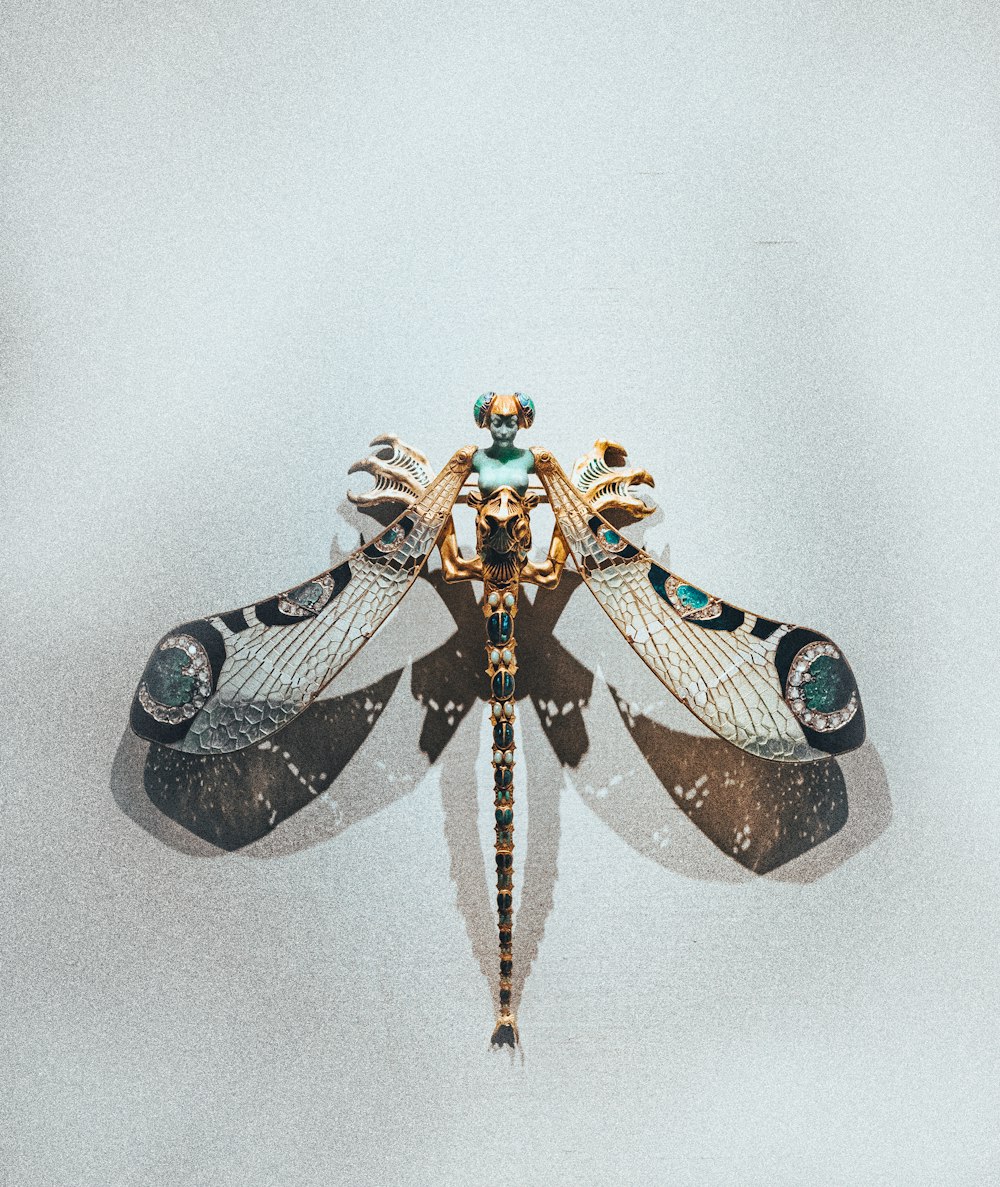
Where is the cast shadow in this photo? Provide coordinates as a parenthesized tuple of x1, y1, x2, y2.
(573, 675, 891, 885)
(110, 666, 412, 855)
(111, 504, 891, 1024)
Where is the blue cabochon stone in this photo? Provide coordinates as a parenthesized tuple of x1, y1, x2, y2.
(487, 612, 512, 644)
(675, 583, 710, 610)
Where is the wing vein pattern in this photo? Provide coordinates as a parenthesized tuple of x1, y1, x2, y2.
(131, 447, 475, 755)
(534, 450, 865, 763)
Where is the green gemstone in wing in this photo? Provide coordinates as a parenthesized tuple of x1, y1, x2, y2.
(533, 448, 870, 762)
(145, 647, 196, 707)
(802, 654, 853, 713)
(132, 446, 476, 754)
(675, 583, 709, 610)
(286, 581, 325, 610)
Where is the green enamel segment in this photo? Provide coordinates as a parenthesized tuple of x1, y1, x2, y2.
(601, 527, 621, 547)
(146, 648, 195, 707)
(803, 654, 853, 713)
(676, 583, 709, 609)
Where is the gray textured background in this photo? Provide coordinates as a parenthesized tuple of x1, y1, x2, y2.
(2, 3, 998, 1184)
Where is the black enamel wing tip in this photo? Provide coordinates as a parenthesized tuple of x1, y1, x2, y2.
(129, 617, 226, 747)
(775, 627, 867, 757)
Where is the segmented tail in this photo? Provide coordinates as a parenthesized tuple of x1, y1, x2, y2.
(484, 579, 520, 1047)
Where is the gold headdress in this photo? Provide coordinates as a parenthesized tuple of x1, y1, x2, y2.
(473, 392, 535, 430)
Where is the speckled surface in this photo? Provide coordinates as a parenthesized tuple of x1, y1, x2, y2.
(3, 4, 998, 1184)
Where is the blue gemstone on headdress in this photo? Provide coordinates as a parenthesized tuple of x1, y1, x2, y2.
(474, 392, 495, 426)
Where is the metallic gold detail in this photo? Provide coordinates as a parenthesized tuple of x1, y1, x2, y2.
(475, 392, 533, 429)
(571, 439, 655, 520)
(371, 522, 409, 555)
(472, 486, 535, 587)
(174, 448, 474, 754)
(533, 450, 816, 762)
(439, 516, 483, 582)
(347, 435, 433, 510)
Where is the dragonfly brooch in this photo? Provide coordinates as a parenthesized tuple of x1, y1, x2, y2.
(130, 392, 865, 1047)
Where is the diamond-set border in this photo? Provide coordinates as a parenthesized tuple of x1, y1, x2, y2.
(662, 575, 723, 622)
(785, 641, 859, 733)
(598, 525, 629, 554)
(278, 572, 338, 618)
(138, 634, 214, 724)
(371, 522, 409, 556)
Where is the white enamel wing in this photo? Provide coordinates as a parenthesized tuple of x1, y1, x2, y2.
(131, 448, 475, 755)
(533, 450, 865, 763)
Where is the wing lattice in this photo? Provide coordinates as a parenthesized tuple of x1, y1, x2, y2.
(131, 447, 475, 754)
(534, 450, 864, 763)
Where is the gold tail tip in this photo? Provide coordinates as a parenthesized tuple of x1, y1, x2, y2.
(490, 1016, 519, 1048)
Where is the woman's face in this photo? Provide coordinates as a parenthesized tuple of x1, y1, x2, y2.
(489, 413, 519, 448)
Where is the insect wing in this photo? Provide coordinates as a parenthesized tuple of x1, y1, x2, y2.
(533, 450, 865, 762)
(131, 447, 476, 754)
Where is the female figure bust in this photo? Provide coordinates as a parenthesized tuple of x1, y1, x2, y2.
(471, 391, 536, 495)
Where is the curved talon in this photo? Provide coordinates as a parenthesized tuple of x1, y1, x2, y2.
(347, 435, 435, 509)
(367, 433, 432, 470)
(572, 438, 656, 520)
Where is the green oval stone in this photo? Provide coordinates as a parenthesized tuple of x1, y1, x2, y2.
(288, 581, 323, 609)
(146, 647, 195, 707)
(676, 584, 709, 609)
(803, 654, 853, 713)
(602, 528, 621, 547)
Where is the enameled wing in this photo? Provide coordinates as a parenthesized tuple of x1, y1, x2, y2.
(131, 447, 476, 755)
(534, 450, 865, 762)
